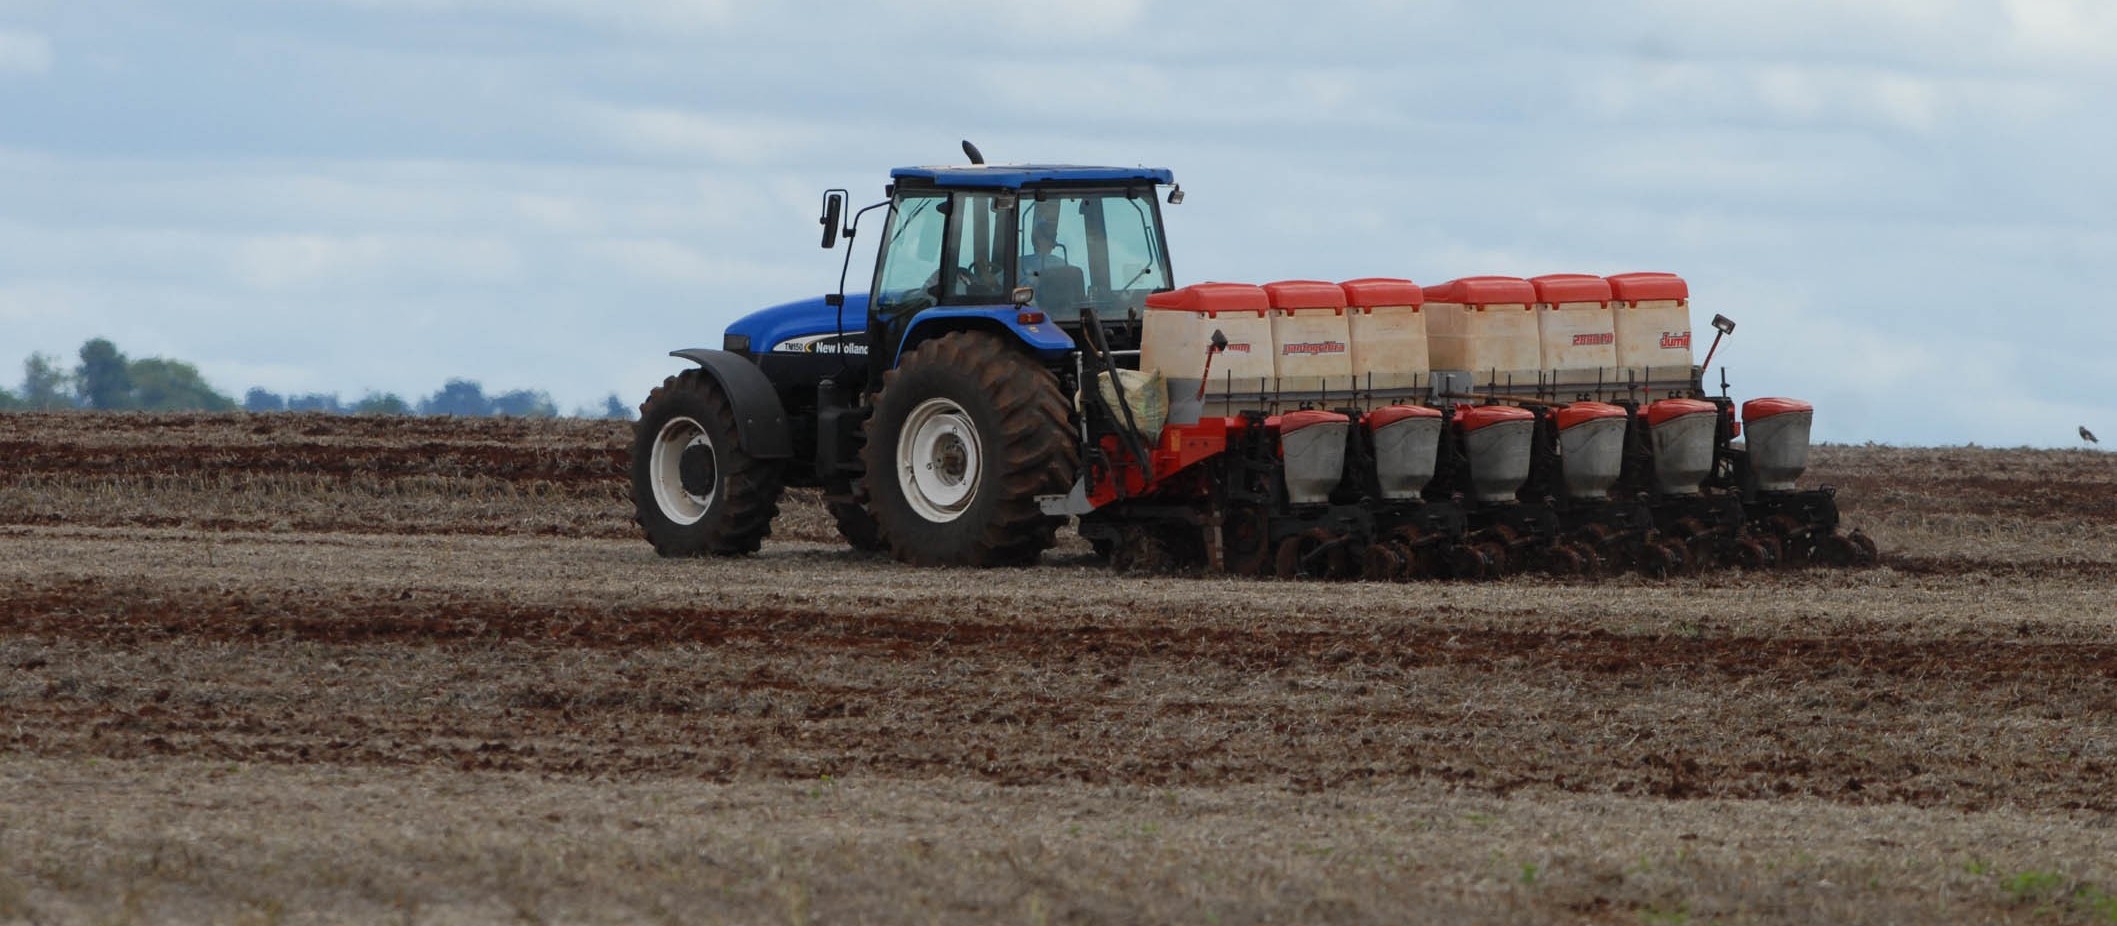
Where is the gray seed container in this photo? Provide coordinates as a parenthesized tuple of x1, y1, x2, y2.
(1649, 405, 1718, 495)
(1744, 404, 1813, 492)
(1461, 415, 1534, 503)
(1370, 411, 1443, 500)
(1281, 414, 1349, 505)
(1557, 415, 1627, 500)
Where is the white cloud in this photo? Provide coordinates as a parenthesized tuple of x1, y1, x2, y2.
(580, 104, 829, 166)
(228, 233, 523, 292)
(510, 193, 602, 235)
(0, 28, 52, 74)
(2005, 0, 2117, 61)
(0, 281, 58, 326)
(1580, 57, 2067, 138)
(884, 0, 1147, 38)
(310, 0, 735, 31)
(582, 238, 787, 287)
(1629, 0, 1998, 67)
(1755, 66, 1943, 133)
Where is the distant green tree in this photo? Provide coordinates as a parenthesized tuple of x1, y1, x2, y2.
(0, 386, 19, 411)
(21, 353, 77, 410)
(244, 388, 286, 413)
(76, 338, 134, 410)
(287, 393, 344, 414)
(352, 392, 411, 415)
(130, 358, 237, 412)
(570, 394, 634, 420)
(490, 389, 557, 418)
(420, 379, 490, 416)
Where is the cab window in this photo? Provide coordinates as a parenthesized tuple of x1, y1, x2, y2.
(1013, 190, 1172, 322)
(1102, 194, 1169, 303)
(871, 194, 947, 316)
(944, 192, 1012, 304)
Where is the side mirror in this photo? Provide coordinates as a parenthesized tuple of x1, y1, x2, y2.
(1712, 314, 1736, 335)
(1011, 286, 1035, 307)
(1166, 184, 1184, 205)
(819, 191, 844, 249)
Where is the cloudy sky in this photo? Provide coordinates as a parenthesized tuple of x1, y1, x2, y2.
(2, 0, 2112, 443)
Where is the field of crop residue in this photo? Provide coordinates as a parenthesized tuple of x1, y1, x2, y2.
(4, 411, 2116, 925)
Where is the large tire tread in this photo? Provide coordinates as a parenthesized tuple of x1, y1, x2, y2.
(862, 331, 1077, 568)
(629, 369, 783, 557)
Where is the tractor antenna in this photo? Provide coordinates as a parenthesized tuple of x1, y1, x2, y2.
(961, 140, 985, 166)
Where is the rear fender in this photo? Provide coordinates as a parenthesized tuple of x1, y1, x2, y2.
(669, 349, 794, 459)
(895, 306, 1075, 367)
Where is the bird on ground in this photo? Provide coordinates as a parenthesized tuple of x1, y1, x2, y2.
(2083, 426, 2100, 444)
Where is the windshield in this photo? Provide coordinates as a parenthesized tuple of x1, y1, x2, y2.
(1015, 190, 1172, 323)
(870, 194, 948, 317)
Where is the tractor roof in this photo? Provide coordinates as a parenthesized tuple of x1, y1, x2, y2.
(889, 164, 1175, 190)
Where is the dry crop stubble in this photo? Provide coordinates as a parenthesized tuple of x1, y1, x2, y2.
(8, 762, 2117, 925)
(2, 412, 2116, 924)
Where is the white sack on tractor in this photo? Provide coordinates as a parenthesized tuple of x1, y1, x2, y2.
(1080, 369, 1168, 443)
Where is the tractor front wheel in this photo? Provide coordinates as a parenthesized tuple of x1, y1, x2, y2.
(630, 369, 784, 556)
(861, 331, 1077, 567)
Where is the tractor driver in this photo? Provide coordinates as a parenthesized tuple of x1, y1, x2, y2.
(1018, 206, 1068, 280)
(1017, 204, 1085, 312)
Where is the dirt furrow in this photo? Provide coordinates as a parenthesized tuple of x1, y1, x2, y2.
(7, 576, 2117, 681)
(0, 439, 626, 484)
(6, 572, 2116, 813)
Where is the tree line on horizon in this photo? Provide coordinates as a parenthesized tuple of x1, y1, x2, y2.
(0, 338, 633, 420)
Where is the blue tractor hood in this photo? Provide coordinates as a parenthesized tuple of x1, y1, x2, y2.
(725, 294, 871, 354)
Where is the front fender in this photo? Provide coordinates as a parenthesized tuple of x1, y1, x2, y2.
(896, 306, 1076, 367)
(669, 348, 793, 459)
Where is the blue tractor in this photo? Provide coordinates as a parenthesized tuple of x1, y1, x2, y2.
(630, 143, 1179, 567)
(631, 145, 1876, 577)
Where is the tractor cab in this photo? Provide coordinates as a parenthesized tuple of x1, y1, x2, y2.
(836, 164, 1179, 383)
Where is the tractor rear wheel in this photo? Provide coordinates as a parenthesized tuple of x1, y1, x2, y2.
(630, 369, 784, 557)
(861, 331, 1077, 567)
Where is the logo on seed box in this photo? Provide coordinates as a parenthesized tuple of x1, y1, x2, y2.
(1660, 331, 1691, 350)
(1571, 333, 1614, 346)
(1224, 343, 1252, 353)
(1282, 341, 1347, 356)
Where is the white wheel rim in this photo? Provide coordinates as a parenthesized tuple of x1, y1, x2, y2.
(897, 397, 983, 524)
(650, 416, 715, 526)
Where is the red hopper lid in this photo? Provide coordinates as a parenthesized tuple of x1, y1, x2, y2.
(1645, 398, 1718, 427)
(1278, 409, 1349, 433)
(1742, 397, 1813, 422)
(1530, 273, 1613, 305)
(1339, 277, 1424, 308)
(1145, 282, 1269, 316)
(1366, 404, 1443, 430)
(1455, 404, 1535, 431)
(1554, 402, 1627, 431)
(1262, 280, 1348, 311)
(1423, 275, 1536, 306)
(1606, 272, 1689, 303)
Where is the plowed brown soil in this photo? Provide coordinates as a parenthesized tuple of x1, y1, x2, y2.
(3, 411, 2115, 925)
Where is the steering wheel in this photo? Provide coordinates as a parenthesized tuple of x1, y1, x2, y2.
(931, 263, 1000, 299)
